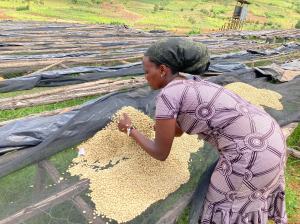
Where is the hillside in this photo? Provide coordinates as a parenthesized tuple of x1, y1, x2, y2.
(0, 0, 299, 33)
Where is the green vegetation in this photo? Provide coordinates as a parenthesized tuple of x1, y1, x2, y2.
(0, 87, 53, 99)
(0, 94, 102, 122)
(285, 123, 300, 222)
(285, 158, 300, 221)
(0, 0, 299, 34)
(287, 123, 300, 148)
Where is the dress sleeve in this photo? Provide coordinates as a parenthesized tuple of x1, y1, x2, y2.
(155, 90, 180, 120)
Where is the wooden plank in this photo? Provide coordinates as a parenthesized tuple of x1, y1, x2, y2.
(287, 147, 300, 158)
(34, 162, 47, 193)
(23, 60, 66, 77)
(282, 123, 298, 139)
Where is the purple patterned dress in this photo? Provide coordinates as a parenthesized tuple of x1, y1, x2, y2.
(155, 76, 287, 224)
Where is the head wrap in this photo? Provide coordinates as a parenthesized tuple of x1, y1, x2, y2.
(145, 38, 210, 75)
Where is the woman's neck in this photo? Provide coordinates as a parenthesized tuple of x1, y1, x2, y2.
(161, 72, 187, 88)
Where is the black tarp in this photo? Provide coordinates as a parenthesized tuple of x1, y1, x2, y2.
(254, 60, 300, 82)
(0, 63, 144, 92)
(0, 67, 299, 224)
(0, 85, 220, 224)
(1, 69, 300, 166)
(0, 61, 243, 92)
(1, 43, 299, 93)
(210, 42, 300, 62)
(0, 86, 157, 176)
(0, 52, 99, 60)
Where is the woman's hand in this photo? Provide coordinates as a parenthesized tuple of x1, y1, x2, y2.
(118, 114, 178, 161)
(118, 113, 132, 133)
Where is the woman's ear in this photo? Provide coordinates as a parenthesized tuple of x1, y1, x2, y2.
(159, 64, 167, 78)
(160, 64, 172, 76)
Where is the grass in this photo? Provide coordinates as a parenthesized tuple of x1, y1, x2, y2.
(287, 124, 300, 148)
(285, 123, 300, 223)
(285, 158, 300, 222)
(0, 94, 102, 122)
(0, 0, 300, 33)
(0, 87, 53, 99)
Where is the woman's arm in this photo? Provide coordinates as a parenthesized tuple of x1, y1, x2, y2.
(175, 122, 183, 137)
(118, 114, 177, 161)
(154, 121, 183, 137)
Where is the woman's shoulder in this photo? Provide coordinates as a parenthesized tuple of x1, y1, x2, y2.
(163, 74, 203, 91)
(161, 80, 186, 95)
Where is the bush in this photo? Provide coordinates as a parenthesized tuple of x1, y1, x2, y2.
(296, 20, 300, 29)
(153, 4, 159, 12)
(91, 0, 101, 4)
(265, 12, 272, 18)
(188, 17, 196, 24)
(16, 5, 30, 11)
(188, 28, 201, 35)
(110, 21, 127, 26)
(294, 3, 300, 13)
(264, 21, 273, 27)
(200, 8, 209, 15)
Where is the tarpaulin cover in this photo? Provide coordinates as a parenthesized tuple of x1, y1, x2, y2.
(0, 61, 242, 92)
(211, 42, 300, 62)
(1, 67, 300, 176)
(1, 43, 299, 93)
(254, 60, 300, 82)
(0, 63, 144, 92)
(0, 69, 299, 223)
(0, 86, 219, 224)
(0, 52, 99, 60)
(2, 68, 298, 222)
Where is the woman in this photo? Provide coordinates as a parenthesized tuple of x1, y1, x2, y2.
(118, 38, 287, 224)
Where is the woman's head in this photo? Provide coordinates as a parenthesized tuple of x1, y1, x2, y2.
(143, 38, 210, 89)
(143, 55, 174, 90)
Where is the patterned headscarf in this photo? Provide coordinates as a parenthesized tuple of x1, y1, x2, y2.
(145, 38, 210, 75)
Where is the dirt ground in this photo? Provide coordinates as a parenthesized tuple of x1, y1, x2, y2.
(100, 1, 143, 22)
(0, 10, 11, 20)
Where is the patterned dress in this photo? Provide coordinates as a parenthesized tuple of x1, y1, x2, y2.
(155, 76, 287, 224)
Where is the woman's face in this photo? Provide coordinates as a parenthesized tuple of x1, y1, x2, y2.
(143, 56, 165, 90)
